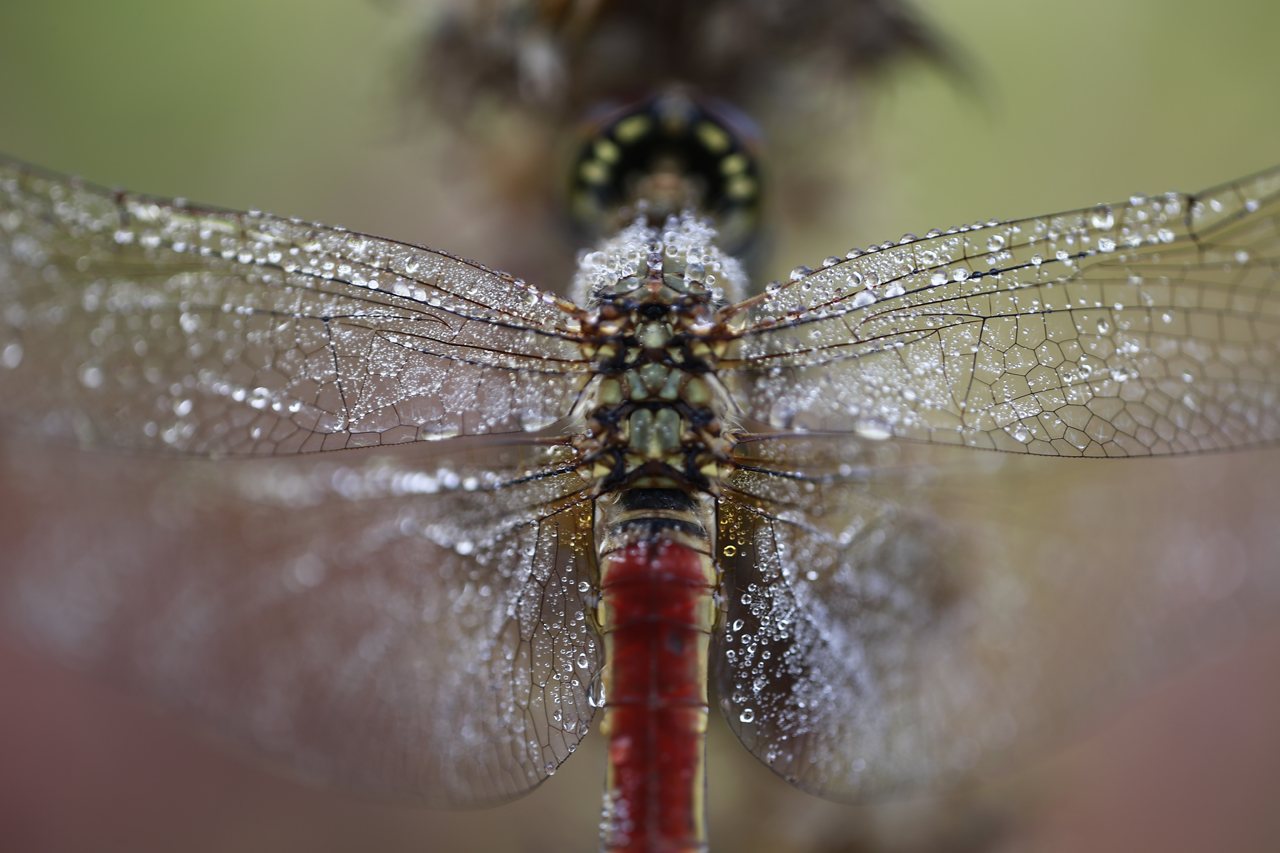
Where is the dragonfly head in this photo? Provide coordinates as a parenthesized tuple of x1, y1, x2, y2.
(567, 88, 763, 255)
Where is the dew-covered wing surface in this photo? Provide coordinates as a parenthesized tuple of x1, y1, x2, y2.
(725, 165, 1280, 456)
(713, 434, 1280, 800)
(0, 157, 588, 455)
(0, 437, 601, 806)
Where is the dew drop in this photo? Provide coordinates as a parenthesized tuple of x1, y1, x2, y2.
(78, 364, 103, 388)
(739, 708, 756, 724)
(854, 420, 892, 441)
(1, 343, 22, 369)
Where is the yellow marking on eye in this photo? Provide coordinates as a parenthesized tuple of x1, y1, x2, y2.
(594, 138, 621, 164)
(720, 153, 748, 176)
(726, 174, 756, 201)
(613, 115, 652, 143)
(579, 159, 610, 185)
(696, 121, 731, 154)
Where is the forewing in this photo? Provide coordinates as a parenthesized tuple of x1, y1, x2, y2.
(0, 437, 601, 807)
(0, 157, 588, 455)
(727, 165, 1280, 456)
(713, 433, 1280, 800)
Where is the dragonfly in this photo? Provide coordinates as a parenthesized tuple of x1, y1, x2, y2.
(3, 90, 1280, 853)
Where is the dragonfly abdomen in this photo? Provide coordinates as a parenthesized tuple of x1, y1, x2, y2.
(596, 489, 718, 853)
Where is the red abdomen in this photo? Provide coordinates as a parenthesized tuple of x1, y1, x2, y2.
(598, 536, 717, 853)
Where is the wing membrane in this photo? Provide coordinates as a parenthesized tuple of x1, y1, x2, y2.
(726, 165, 1280, 456)
(713, 434, 1280, 799)
(0, 157, 589, 455)
(0, 437, 601, 806)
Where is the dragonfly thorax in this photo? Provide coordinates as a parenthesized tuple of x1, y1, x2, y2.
(571, 218, 739, 498)
(570, 212, 746, 307)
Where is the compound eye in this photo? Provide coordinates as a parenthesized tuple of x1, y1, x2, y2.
(568, 90, 762, 254)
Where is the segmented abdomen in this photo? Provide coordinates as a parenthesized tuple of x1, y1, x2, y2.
(598, 535, 717, 853)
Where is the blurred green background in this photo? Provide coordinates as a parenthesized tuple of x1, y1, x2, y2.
(2, 1, 1280, 852)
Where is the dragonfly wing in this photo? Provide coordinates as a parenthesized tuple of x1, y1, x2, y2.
(712, 433, 1280, 800)
(727, 165, 1280, 456)
(0, 156, 588, 455)
(0, 437, 601, 807)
